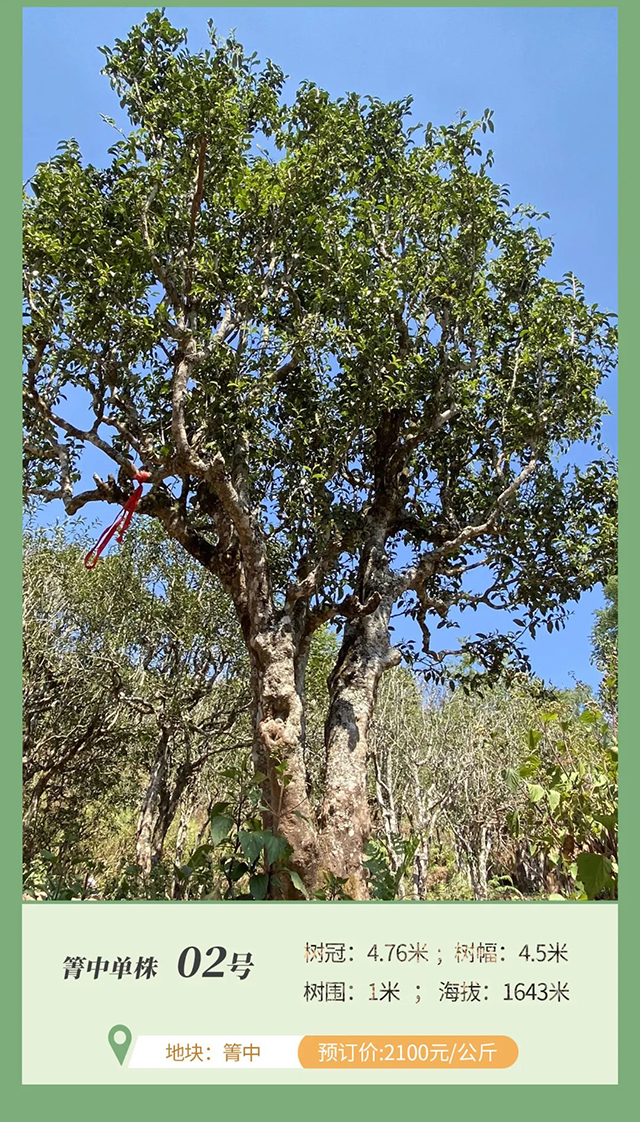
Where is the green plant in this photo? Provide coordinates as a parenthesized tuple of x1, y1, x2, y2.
(504, 707, 617, 899)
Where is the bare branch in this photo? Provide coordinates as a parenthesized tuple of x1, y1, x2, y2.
(24, 385, 135, 475)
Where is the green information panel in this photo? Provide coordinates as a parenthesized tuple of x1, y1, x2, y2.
(23, 902, 617, 1084)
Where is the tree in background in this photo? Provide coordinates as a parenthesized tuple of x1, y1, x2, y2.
(23, 11, 616, 895)
(23, 522, 250, 897)
(591, 575, 618, 723)
(367, 666, 617, 902)
(23, 527, 140, 887)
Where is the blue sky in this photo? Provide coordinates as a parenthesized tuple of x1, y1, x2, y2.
(23, 6, 617, 690)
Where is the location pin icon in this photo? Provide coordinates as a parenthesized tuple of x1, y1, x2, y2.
(108, 1024, 132, 1066)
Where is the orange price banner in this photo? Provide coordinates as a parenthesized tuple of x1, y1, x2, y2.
(298, 1035, 518, 1069)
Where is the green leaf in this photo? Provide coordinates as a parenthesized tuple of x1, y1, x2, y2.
(249, 873, 269, 900)
(209, 801, 230, 817)
(576, 852, 611, 899)
(519, 755, 540, 778)
(547, 789, 561, 812)
(239, 830, 265, 865)
(221, 766, 240, 780)
(593, 812, 617, 831)
(527, 783, 545, 804)
(228, 860, 249, 882)
(503, 767, 520, 792)
(186, 844, 213, 869)
(505, 809, 520, 837)
(288, 869, 309, 898)
(210, 815, 233, 845)
(579, 710, 597, 723)
(263, 830, 289, 865)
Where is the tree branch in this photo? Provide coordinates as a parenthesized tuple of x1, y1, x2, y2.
(404, 456, 539, 592)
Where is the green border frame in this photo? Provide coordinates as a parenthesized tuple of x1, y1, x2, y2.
(4, 1, 634, 1116)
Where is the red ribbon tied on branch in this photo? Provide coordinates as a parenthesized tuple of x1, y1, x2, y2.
(83, 470, 152, 570)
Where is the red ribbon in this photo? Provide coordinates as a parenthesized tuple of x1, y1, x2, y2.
(83, 470, 151, 570)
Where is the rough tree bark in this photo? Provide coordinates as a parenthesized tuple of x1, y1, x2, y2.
(171, 795, 193, 899)
(453, 825, 492, 901)
(249, 624, 320, 893)
(410, 807, 442, 902)
(172, 434, 325, 894)
(320, 519, 400, 898)
(317, 415, 411, 898)
(373, 732, 406, 898)
(135, 725, 171, 875)
(469, 827, 491, 901)
(412, 843, 431, 901)
(135, 726, 195, 876)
